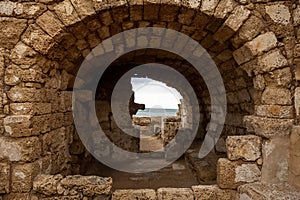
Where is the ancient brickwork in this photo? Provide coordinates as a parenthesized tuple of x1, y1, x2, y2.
(0, 0, 299, 199)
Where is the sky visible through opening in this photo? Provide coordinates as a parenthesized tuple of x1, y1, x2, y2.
(131, 77, 182, 117)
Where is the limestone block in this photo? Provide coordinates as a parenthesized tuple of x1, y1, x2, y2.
(200, 0, 219, 15)
(58, 175, 112, 196)
(53, 0, 81, 26)
(31, 114, 52, 134)
(261, 136, 289, 183)
(33, 174, 64, 196)
(255, 50, 288, 74)
(265, 4, 291, 25)
(263, 67, 292, 88)
(226, 135, 261, 161)
(21, 24, 53, 54)
(232, 15, 264, 48)
(0, 136, 41, 162)
(214, 6, 250, 43)
(255, 105, 293, 119)
(36, 11, 64, 37)
(192, 185, 236, 200)
(233, 32, 277, 65)
(0, 17, 27, 49)
(11, 162, 40, 193)
(214, 0, 236, 19)
(262, 87, 291, 105)
(217, 158, 261, 189)
(243, 115, 293, 138)
(0, 162, 10, 194)
(112, 189, 156, 200)
(69, 0, 95, 19)
(10, 103, 51, 115)
(10, 42, 38, 66)
(4, 115, 33, 137)
(157, 188, 193, 200)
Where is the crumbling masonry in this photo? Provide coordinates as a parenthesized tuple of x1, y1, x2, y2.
(1, 0, 300, 199)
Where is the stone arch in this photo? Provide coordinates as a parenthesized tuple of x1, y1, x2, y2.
(1, 0, 299, 198)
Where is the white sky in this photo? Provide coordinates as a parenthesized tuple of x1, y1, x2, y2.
(131, 77, 182, 109)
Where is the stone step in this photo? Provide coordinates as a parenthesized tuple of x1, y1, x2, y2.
(237, 182, 300, 200)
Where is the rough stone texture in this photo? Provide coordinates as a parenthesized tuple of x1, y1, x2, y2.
(255, 105, 293, 119)
(244, 116, 293, 138)
(157, 188, 193, 200)
(0, 136, 41, 162)
(261, 87, 292, 105)
(261, 136, 289, 184)
(0, 18, 27, 49)
(237, 182, 300, 200)
(33, 174, 112, 198)
(0, 162, 10, 194)
(295, 87, 300, 116)
(112, 189, 156, 200)
(217, 158, 261, 189)
(192, 185, 237, 200)
(265, 4, 291, 25)
(36, 11, 64, 37)
(226, 135, 261, 161)
(289, 126, 300, 190)
(11, 162, 40, 193)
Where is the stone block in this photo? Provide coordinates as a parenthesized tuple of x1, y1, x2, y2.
(58, 175, 112, 196)
(233, 32, 277, 64)
(0, 162, 10, 194)
(293, 6, 300, 26)
(36, 11, 64, 37)
(10, 42, 38, 66)
(265, 4, 291, 26)
(69, 0, 95, 19)
(214, 0, 236, 19)
(21, 24, 53, 54)
(31, 114, 52, 134)
(0, 136, 41, 162)
(11, 162, 40, 193)
(10, 103, 51, 115)
(255, 105, 293, 119)
(33, 174, 64, 196)
(244, 115, 293, 138)
(200, 0, 219, 16)
(214, 6, 250, 43)
(263, 67, 292, 88)
(4, 115, 33, 137)
(226, 135, 261, 161)
(217, 158, 261, 189)
(53, 0, 81, 26)
(255, 50, 288, 74)
(192, 185, 236, 200)
(261, 136, 289, 183)
(157, 188, 193, 200)
(7, 86, 43, 102)
(262, 87, 291, 105)
(0, 17, 27, 49)
(2, 193, 31, 200)
(112, 189, 156, 200)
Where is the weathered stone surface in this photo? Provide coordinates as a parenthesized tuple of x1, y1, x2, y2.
(58, 175, 112, 196)
(244, 115, 293, 138)
(289, 126, 300, 190)
(217, 158, 261, 189)
(261, 136, 289, 184)
(263, 67, 292, 88)
(233, 32, 277, 65)
(36, 11, 64, 37)
(226, 135, 261, 161)
(255, 105, 293, 119)
(237, 182, 300, 200)
(255, 50, 288, 74)
(192, 185, 236, 200)
(214, 6, 250, 42)
(69, 0, 95, 18)
(265, 4, 291, 25)
(200, 0, 219, 15)
(21, 24, 53, 54)
(293, 6, 300, 26)
(33, 174, 64, 195)
(295, 87, 300, 116)
(4, 115, 33, 137)
(11, 162, 40, 193)
(262, 87, 292, 105)
(214, 0, 236, 19)
(53, 0, 80, 26)
(10, 103, 51, 115)
(0, 162, 10, 194)
(157, 188, 193, 200)
(112, 189, 156, 200)
(0, 18, 27, 49)
(0, 136, 41, 162)
(10, 42, 38, 66)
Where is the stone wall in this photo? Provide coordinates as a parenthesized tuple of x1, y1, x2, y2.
(0, 0, 299, 197)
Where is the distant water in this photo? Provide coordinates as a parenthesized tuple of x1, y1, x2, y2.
(135, 108, 178, 117)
